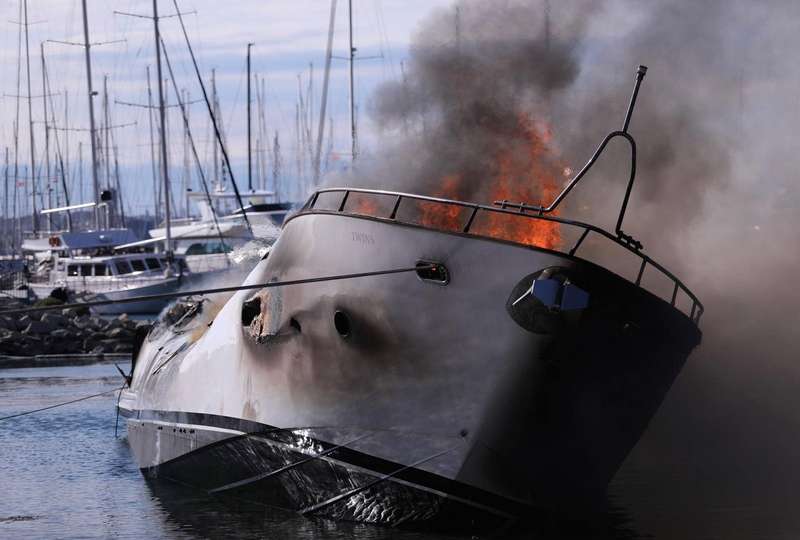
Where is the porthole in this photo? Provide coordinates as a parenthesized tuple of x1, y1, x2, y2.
(333, 310, 351, 338)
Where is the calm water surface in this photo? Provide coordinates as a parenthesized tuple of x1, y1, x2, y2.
(0, 363, 795, 539)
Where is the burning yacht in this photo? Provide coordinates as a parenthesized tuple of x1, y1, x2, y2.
(119, 66, 702, 531)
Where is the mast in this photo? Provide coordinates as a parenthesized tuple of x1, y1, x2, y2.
(153, 0, 172, 260)
(81, 0, 101, 230)
(246, 42, 254, 192)
(3, 148, 8, 253)
(256, 76, 267, 191)
(103, 74, 111, 216)
(111, 127, 125, 227)
(272, 131, 281, 198)
(64, 89, 69, 206)
(40, 41, 52, 232)
(315, 0, 337, 183)
(211, 69, 219, 187)
(23, 0, 38, 233)
(12, 3, 22, 254)
(146, 65, 160, 223)
(78, 142, 83, 205)
(182, 88, 190, 217)
(348, 0, 357, 162)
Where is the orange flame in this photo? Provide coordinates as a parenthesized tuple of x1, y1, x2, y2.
(422, 115, 563, 249)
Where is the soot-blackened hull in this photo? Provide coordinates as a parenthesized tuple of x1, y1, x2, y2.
(123, 409, 524, 531)
(120, 211, 700, 530)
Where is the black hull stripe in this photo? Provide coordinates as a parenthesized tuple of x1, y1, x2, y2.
(122, 407, 533, 517)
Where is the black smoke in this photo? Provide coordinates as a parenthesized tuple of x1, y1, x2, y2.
(335, 0, 800, 535)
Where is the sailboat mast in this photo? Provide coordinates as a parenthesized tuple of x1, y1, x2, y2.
(146, 65, 160, 224)
(152, 0, 172, 259)
(247, 42, 254, 192)
(314, 0, 337, 184)
(3, 148, 8, 253)
(78, 142, 83, 206)
(182, 88, 189, 217)
(211, 69, 218, 186)
(23, 0, 38, 234)
(81, 0, 101, 230)
(103, 74, 111, 223)
(40, 41, 52, 232)
(64, 89, 69, 205)
(348, 0, 357, 162)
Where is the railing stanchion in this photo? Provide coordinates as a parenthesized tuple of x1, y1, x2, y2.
(635, 258, 647, 286)
(389, 195, 402, 220)
(569, 229, 590, 256)
(671, 282, 679, 306)
(463, 206, 479, 233)
(337, 191, 350, 212)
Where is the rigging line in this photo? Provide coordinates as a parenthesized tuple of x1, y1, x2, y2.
(0, 386, 124, 422)
(0, 264, 436, 316)
(160, 37, 229, 256)
(170, 0, 252, 235)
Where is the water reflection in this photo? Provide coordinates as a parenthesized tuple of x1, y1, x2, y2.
(143, 474, 644, 540)
(0, 362, 645, 539)
(144, 477, 459, 540)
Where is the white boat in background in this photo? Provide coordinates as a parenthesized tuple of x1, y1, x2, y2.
(25, 229, 190, 315)
(144, 189, 291, 274)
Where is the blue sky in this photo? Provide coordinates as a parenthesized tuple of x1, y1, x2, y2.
(0, 0, 453, 217)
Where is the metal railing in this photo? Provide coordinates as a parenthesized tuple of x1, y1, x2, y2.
(293, 66, 704, 325)
(295, 187, 704, 325)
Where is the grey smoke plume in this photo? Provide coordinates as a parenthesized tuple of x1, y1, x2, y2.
(336, 0, 800, 532)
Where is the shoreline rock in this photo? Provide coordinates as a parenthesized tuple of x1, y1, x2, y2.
(0, 297, 151, 357)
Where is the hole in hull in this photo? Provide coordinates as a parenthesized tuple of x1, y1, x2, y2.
(290, 318, 302, 333)
(416, 260, 449, 285)
(333, 311, 351, 338)
(241, 297, 261, 326)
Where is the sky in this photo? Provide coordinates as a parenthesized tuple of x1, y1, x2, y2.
(0, 0, 452, 217)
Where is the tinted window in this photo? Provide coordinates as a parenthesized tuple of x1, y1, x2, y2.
(67, 265, 79, 277)
(185, 243, 207, 255)
(80, 264, 93, 276)
(131, 260, 146, 272)
(145, 258, 160, 270)
(115, 261, 132, 274)
(94, 264, 108, 276)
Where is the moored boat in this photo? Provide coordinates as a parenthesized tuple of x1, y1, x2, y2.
(119, 66, 704, 532)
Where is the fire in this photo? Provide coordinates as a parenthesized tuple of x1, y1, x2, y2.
(421, 114, 563, 249)
(350, 193, 380, 216)
(418, 175, 467, 232)
(341, 114, 564, 251)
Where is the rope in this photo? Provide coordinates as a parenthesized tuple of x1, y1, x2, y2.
(0, 264, 433, 316)
(0, 386, 124, 422)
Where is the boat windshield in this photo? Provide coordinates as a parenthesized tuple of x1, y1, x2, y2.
(131, 260, 146, 272)
(115, 261, 132, 275)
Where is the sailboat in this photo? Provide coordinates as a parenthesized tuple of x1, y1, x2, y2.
(140, 42, 294, 275)
(26, 0, 195, 315)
